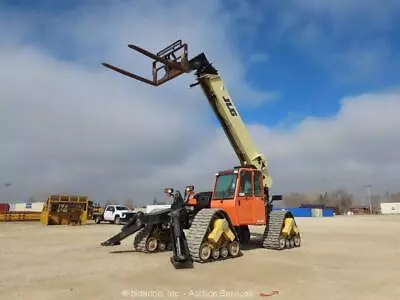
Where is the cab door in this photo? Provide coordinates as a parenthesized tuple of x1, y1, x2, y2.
(236, 169, 254, 224)
(252, 171, 266, 224)
(103, 206, 115, 221)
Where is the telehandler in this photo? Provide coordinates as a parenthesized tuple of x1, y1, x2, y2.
(100, 40, 301, 268)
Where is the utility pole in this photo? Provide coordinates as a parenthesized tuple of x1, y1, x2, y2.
(4, 183, 12, 202)
(364, 184, 372, 214)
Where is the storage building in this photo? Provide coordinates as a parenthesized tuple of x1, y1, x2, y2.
(380, 202, 400, 215)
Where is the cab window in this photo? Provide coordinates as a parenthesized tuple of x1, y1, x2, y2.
(254, 172, 263, 197)
(239, 170, 253, 196)
(116, 206, 128, 211)
(213, 173, 238, 199)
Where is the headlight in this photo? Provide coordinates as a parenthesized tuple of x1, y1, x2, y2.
(185, 185, 194, 192)
(164, 188, 174, 194)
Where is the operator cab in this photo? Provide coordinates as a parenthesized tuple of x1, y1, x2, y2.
(210, 167, 267, 226)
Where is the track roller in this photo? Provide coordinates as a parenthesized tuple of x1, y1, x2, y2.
(220, 247, 229, 258)
(294, 233, 301, 247)
(211, 248, 220, 260)
(227, 241, 240, 256)
(199, 243, 213, 261)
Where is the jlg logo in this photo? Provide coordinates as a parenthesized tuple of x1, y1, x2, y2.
(223, 96, 238, 116)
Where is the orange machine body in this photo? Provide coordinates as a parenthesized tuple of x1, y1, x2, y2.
(187, 167, 267, 227)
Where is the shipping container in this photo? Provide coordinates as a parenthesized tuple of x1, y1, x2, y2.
(0, 203, 9, 212)
(9, 203, 16, 211)
(311, 208, 323, 217)
(273, 208, 312, 217)
(273, 207, 335, 217)
(300, 204, 325, 209)
(380, 202, 400, 214)
(322, 208, 334, 217)
(12, 202, 44, 212)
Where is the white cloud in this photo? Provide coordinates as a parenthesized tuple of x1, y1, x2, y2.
(255, 90, 400, 197)
(0, 0, 272, 203)
(0, 1, 399, 205)
(126, 89, 400, 205)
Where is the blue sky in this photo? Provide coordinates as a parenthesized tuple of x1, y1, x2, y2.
(226, 0, 400, 125)
(1, 0, 400, 203)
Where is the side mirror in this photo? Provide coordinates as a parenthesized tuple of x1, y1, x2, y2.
(185, 185, 194, 193)
(271, 194, 283, 202)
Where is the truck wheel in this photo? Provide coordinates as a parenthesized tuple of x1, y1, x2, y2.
(115, 216, 121, 225)
(95, 216, 102, 224)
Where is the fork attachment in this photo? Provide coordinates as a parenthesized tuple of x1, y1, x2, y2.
(102, 40, 190, 86)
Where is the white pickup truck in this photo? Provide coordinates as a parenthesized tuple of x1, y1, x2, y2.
(95, 205, 136, 225)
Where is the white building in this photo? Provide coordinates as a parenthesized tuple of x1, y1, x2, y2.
(145, 204, 171, 213)
(380, 202, 400, 214)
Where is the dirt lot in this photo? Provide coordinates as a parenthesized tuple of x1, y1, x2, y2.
(1, 215, 399, 300)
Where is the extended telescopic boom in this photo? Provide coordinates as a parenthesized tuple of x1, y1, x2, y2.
(102, 40, 272, 195)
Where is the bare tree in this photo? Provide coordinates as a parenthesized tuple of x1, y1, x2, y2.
(370, 194, 382, 214)
(391, 192, 400, 202)
(330, 189, 353, 214)
(124, 198, 134, 209)
(317, 192, 329, 206)
(105, 199, 117, 206)
(282, 193, 310, 207)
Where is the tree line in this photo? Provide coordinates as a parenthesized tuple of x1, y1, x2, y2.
(281, 190, 400, 214)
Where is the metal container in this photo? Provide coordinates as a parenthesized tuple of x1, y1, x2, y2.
(13, 202, 44, 212)
(273, 208, 312, 217)
(322, 208, 334, 217)
(9, 203, 16, 211)
(0, 203, 9, 212)
(311, 208, 323, 217)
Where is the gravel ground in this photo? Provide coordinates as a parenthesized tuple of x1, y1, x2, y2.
(0, 215, 399, 300)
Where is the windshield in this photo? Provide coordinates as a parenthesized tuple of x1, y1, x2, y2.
(116, 206, 128, 211)
(213, 173, 237, 200)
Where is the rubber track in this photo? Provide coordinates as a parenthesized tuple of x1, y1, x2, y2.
(262, 210, 299, 249)
(186, 208, 239, 263)
(133, 224, 172, 253)
(133, 225, 154, 252)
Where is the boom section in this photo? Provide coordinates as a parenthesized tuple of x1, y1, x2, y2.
(193, 56, 271, 189)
